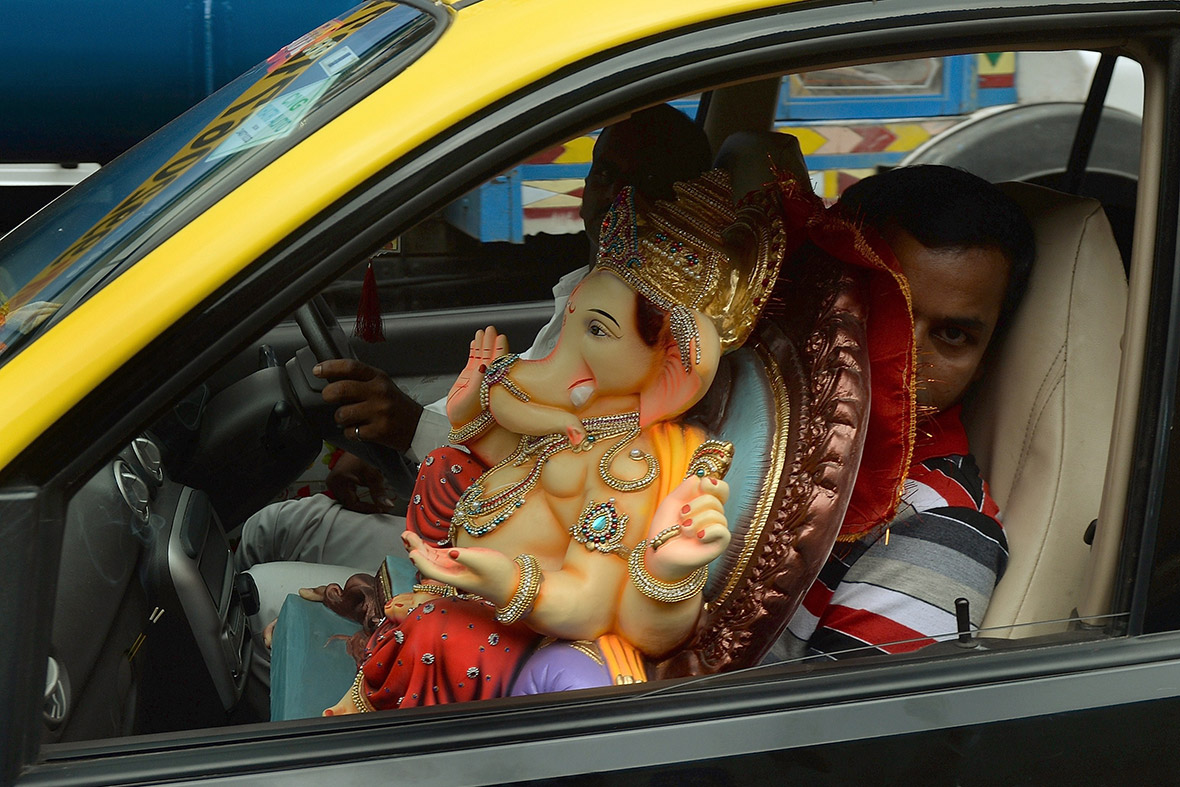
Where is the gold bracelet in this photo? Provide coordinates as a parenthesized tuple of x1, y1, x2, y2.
(480, 353, 530, 411)
(412, 582, 458, 597)
(448, 410, 495, 444)
(627, 540, 708, 603)
(684, 439, 734, 480)
(351, 670, 375, 713)
(495, 554, 542, 624)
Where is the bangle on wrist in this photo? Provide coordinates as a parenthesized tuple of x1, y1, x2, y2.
(413, 582, 458, 597)
(448, 410, 495, 444)
(495, 553, 542, 624)
(351, 670, 375, 713)
(627, 539, 708, 603)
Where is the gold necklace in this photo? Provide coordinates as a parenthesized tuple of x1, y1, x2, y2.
(449, 411, 659, 541)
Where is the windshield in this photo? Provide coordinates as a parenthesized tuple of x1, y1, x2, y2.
(0, 0, 439, 365)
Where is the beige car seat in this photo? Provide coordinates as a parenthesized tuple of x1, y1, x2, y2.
(964, 181, 1127, 636)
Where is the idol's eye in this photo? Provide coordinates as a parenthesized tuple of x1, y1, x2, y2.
(588, 320, 609, 337)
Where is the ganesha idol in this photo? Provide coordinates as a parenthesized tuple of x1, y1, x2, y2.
(325, 168, 789, 714)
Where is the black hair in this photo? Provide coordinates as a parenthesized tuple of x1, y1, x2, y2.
(599, 104, 713, 201)
(838, 165, 1035, 332)
(635, 292, 670, 348)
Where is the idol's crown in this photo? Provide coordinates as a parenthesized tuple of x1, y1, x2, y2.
(596, 169, 787, 368)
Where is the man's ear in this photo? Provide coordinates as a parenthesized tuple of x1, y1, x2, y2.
(639, 315, 721, 427)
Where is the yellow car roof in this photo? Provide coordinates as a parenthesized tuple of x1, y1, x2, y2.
(0, 0, 799, 472)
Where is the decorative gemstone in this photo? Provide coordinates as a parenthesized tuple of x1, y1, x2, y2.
(394, 630, 405, 644)
(422, 653, 435, 665)
(488, 633, 500, 646)
(467, 667, 480, 678)
(413, 494, 421, 505)
(630, 449, 643, 459)
(451, 464, 462, 474)
(425, 456, 434, 465)
(591, 515, 608, 532)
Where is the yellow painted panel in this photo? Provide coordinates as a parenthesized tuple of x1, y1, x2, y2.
(778, 126, 827, 155)
(884, 123, 933, 153)
(554, 136, 596, 164)
(978, 51, 1016, 75)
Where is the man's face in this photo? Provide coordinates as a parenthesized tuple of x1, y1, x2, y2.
(581, 128, 641, 248)
(580, 125, 674, 248)
(889, 228, 1011, 414)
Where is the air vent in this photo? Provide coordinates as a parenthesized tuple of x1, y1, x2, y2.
(113, 460, 150, 523)
(131, 436, 164, 483)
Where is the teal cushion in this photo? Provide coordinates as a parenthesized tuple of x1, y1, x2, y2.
(270, 594, 360, 720)
(270, 554, 418, 720)
(706, 347, 779, 600)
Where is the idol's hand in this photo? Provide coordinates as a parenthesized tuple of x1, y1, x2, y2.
(402, 531, 517, 605)
(447, 326, 509, 427)
(645, 476, 731, 580)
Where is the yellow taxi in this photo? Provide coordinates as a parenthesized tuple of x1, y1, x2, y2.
(3, 0, 1179, 783)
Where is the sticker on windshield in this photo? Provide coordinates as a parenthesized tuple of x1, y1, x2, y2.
(320, 45, 359, 77)
(267, 20, 345, 73)
(207, 76, 339, 161)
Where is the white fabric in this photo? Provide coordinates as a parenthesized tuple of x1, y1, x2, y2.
(234, 494, 410, 575)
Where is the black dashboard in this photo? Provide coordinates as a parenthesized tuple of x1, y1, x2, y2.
(47, 434, 253, 742)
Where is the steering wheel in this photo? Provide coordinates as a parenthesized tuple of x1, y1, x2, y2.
(293, 296, 418, 500)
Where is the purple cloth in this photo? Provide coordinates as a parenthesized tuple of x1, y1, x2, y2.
(510, 642, 613, 696)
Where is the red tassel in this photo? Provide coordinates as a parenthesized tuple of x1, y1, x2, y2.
(354, 261, 385, 343)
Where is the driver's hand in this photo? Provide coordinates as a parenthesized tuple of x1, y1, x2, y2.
(314, 359, 422, 452)
(262, 618, 277, 649)
(327, 452, 397, 514)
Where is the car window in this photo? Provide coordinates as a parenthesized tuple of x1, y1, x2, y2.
(327, 50, 1142, 330)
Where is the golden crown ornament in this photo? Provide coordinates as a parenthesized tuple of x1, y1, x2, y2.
(595, 168, 789, 369)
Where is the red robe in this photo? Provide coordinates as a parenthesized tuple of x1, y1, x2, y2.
(356, 446, 540, 710)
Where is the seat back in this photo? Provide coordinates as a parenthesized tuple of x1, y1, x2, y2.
(965, 182, 1126, 635)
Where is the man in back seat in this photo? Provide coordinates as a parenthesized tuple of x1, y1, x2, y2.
(767, 164, 1035, 661)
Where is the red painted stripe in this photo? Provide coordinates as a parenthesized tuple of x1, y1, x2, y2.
(852, 126, 896, 153)
(979, 74, 1014, 89)
(522, 206, 582, 221)
(523, 144, 567, 165)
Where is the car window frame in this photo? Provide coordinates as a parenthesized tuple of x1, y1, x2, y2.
(9, 1, 1180, 783)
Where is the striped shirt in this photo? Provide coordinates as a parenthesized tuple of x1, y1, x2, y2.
(765, 405, 1008, 663)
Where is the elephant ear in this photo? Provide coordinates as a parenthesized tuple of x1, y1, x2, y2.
(639, 313, 721, 427)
